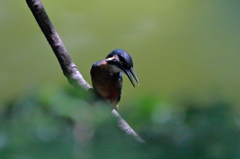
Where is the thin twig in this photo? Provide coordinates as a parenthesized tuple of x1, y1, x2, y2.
(111, 109, 145, 143)
(26, 0, 144, 143)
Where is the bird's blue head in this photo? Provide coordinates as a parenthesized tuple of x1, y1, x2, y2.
(106, 49, 139, 87)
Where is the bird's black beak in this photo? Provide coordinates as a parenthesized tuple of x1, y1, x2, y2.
(123, 67, 139, 87)
(106, 57, 139, 87)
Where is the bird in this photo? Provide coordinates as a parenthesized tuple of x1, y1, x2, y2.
(90, 49, 139, 109)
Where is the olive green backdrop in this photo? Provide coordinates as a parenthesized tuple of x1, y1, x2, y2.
(0, 0, 240, 107)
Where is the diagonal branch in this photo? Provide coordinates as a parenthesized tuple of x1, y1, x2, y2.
(26, 0, 90, 91)
(26, 0, 144, 143)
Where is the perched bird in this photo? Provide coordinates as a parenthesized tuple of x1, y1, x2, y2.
(90, 49, 139, 109)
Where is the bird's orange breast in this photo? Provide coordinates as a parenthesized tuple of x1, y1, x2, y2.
(90, 60, 122, 109)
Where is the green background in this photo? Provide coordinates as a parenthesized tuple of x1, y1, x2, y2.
(0, 1, 240, 158)
(1, 0, 240, 107)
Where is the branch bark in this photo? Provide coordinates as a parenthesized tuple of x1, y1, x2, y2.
(26, 0, 144, 143)
(26, 0, 90, 91)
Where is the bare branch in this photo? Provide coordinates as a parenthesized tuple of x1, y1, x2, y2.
(26, 0, 144, 143)
(26, 0, 91, 91)
(111, 109, 145, 143)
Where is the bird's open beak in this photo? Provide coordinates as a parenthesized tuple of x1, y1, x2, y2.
(107, 56, 139, 87)
(123, 67, 139, 87)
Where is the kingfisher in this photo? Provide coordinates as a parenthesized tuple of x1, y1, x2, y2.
(90, 49, 139, 109)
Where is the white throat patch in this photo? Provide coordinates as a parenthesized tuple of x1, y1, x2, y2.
(110, 65, 123, 73)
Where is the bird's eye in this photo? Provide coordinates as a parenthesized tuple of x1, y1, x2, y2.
(119, 56, 126, 65)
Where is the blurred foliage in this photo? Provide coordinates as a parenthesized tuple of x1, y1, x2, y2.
(0, 85, 239, 159)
